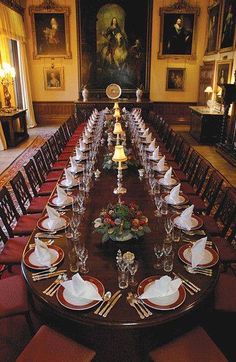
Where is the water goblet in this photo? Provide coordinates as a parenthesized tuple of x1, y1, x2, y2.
(164, 217, 174, 241)
(163, 239, 173, 256)
(153, 243, 164, 270)
(154, 196, 162, 217)
(127, 260, 139, 287)
(78, 247, 89, 274)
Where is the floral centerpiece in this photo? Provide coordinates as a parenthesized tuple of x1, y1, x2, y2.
(93, 202, 151, 242)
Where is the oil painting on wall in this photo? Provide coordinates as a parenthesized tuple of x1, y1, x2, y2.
(77, 0, 152, 95)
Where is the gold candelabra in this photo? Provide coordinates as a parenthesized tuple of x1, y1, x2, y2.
(0, 62, 16, 112)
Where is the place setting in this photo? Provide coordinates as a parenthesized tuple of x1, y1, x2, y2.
(162, 184, 189, 207)
(23, 237, 64, 271)
(37, 205, 70, 233)
(158, 167, 178, 188)
(58, 168, 80, 189)
(74, 147, 88, 162)
(67, 156, 84, 174)
(152, 156, 169, 173)
(48, 185, 73, 208)
(171, 204, 203, 231)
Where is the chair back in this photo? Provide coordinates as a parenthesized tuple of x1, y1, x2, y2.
(33, 150, 49, 180)
(41, 143, 54, 169)
(0, 186, 19, 237)
(24, 160, 42, 197)
(190, 159, 210, 194)
(214, 188, 236, 236)
(10, 171, 33, 215)
(48, 136, 60, 160)
(183, 150, 199, 180)
(0, 226, 7, 244)
(175, 141, 191, 167)
(202, 171, 224, 214)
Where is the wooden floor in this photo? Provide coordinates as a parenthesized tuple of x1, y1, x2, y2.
(172, 125, 236, 188)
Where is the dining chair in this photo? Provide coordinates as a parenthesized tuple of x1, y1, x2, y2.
(10, 171, 49, 214)
(174, 149, 200, 182)
(181, 159, 210, 195)
(0, 226, 28, 272)
(41, 142, 68, 171)
(16, 325, 96, 362)
(54, 130, 72, 161)
(214, 268, 236, 314)
(0, 274, 34, 335)
(187, 170, 224, 214)
(149, 326, 227, 362)
(33, 150, 63, 182)
(0, 186, 41, 237)
(24, 159, 57, 197)
(201, 187, 236, 237)
(211, 227, 236, 270)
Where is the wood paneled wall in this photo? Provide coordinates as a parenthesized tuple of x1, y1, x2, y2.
(33, 101, 197, 125)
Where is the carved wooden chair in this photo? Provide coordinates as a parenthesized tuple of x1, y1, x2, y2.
(10, 171, 48, 214)
(174, 149, 200, 182)
(33, 150, 63, 182)
(41, 142, 68, 171)
(181, 159, 210, 195)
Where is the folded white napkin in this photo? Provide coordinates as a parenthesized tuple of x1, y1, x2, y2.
(191, 237, 207, 268)
(163, 166, 172, 184)
(62, 273, 102, 301)
(146, 133, 152, 143)
(83, 135, 89, 144)
(56, 185, 68, 205)
(139, 276, 182, 299)
(64, 168, 76, 186)
(152, 146, 160, 160)
(79, 139, 86, 151)
(46, 205, 64, 230)
(168, 184, 181, 204)
(143, 128, 149, 137)
(148, 138, 156, 152)
(75, 147, 83, 160)
(177, 204, 194, 230)
(69, 156, 78, 173)
(34, 238, 51, 267)
(156, 155, 166, 171)
(84, 129, 91, 138)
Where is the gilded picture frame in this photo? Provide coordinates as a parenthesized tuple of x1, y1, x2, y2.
(205, 2, 221, 55)
(77, 0, 152, 97)
(215, 59, 233, 103)
(166, 68, 185, 91)
(219, 0, 236, 53)
(29, 1, 72, 59)
(43, 66, 64, 90)
(158, 1, 200, 59)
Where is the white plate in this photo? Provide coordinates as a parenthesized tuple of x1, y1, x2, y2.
(159, 178, 178, 186)
(153, 165, 169, 173)
(41, 217, 66, 230)
(59, 178, 79, 188)
(164, 194, 188, 205)
(174, 216, 198, 229)
(49, 195, 73, 207)
(29, 248, 59, 267)
(67, 165, 84, 174)
(183, 247, 213, 265)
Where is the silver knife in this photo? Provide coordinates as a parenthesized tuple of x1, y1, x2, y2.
(102, 293, 122, 317)
(98, 290, 121, 316)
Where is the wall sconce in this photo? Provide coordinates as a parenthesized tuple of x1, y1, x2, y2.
(0, 62, 16, 112)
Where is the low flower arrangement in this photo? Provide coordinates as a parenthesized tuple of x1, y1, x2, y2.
(103, 149, 139, 170)
(93, 202, 151, 242)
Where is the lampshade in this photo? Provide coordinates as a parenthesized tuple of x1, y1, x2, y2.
(204, 86, 213, 94)
(114, 108, 121, 118)
(113, 122, 123, 134)
(112, 145, 127, 162)
(113, 102, 119, 109)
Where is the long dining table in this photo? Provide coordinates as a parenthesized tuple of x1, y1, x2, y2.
(22, 110, 220, 362)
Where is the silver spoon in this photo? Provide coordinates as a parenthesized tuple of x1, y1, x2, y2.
(94, 291, 112, 314)
(184, 265, 212, 276)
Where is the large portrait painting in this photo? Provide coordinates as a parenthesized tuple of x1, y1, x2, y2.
(158, 1, 199, 59)
(205, 2, 221, 55)
(29, 1, 71, 59)
(77, 0, 152, 96)
(219, 0, 236, 52)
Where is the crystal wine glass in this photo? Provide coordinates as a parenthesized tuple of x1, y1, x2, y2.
(127, 260, 139, 287)
(78, 247, 89, 274)
(153, 243, 164, 269)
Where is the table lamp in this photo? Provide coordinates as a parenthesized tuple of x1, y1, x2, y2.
(204, 86, 213, 107)
(0, 62, 16, 112)
(112, 145, 127, 198)
(114, 108, 121, 119)
(113, 122, 123, 145)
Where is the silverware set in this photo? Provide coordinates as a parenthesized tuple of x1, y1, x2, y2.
(182, 238, 213, 247)
(173, 272, 201, 295)
(94, 290, 122, 317)
(126, 292, 152, 319)
(42, 273, 68, 297)
(32, 269, 67, 281)
(35, 232, 63, 239)
(184, 265, 212, 276)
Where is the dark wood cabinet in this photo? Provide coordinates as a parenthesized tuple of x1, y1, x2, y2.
(0, 109, 29, 147)
(189, 106, 223, 144)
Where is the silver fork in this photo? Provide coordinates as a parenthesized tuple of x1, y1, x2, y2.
(43, 275, 63, 295)
(134, 293, 153, 316)
(47, 274, 68, 297)
(184, 265, 212, 276)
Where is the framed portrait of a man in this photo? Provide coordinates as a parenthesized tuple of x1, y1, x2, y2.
(219, 0, 236, 52)
(205, 2, 221, 55)
(43, 67, 64, 90)
(77, 0, 152, 97)
(29, 2, 71, 59)
(158, 1, 200, 59)
(166, 68, 185, 91)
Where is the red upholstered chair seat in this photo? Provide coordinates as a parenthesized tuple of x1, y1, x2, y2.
(149, 326, 227, 362)
(45, 169, 63, 182)
(166, 160, 181, 170)
(38, 180, 57, 196)
(202, 215, 221, 236)
(27, 196, 49, 214)
(211, 236, 236, 264)
(0, 275, 29, 317)
(0, 236, 28, 264)
(174, 169, 188, 182)
(214, 272, 236, 312)
(51, 160, 68, 170)
(13, 213, 41, 236)
(16, 325, 96, 362)
(61, 146, 74, 153)
(187, 195, 207, 213)
(180, 182, 196, 195)
(57, 152, 72, 161)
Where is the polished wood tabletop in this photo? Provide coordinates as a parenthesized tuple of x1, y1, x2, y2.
(21, 113, 220, 360)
